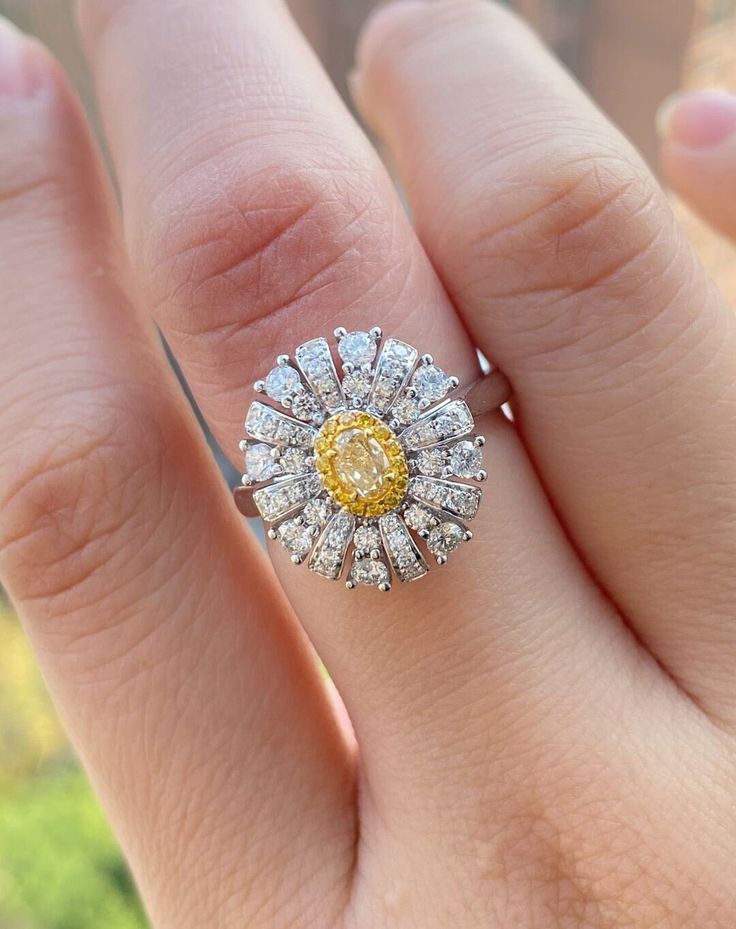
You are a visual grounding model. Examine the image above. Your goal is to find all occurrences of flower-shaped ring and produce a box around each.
[234,327,510,592]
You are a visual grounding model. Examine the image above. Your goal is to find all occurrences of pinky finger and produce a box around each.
[659,89,736,239]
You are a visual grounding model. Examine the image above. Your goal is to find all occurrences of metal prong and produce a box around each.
[421,353,433,365]
[436,555,447,566]
[267,528,278,540]
[448,376,460,389]
[369,549,380,560]
[378,582,391,592]
[254,380,266,393]
[334,327,347,339]
[464,530,473,541]
[345,580,356,589]
[369,326,382,340]
[474,435,486,447]
[239,439,249,452]
[241,475,254,486]
[342,361,355,374]
[276,354,290,366]
[429,517,440,528]
[295,515,305,526]
[476,470,487,482]
[418,398,430,410]
[405,386,417,399]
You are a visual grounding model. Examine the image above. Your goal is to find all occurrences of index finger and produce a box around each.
[77,0,636,850]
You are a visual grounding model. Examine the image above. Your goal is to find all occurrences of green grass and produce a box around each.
[0,768,147,929]
[0,604,147,929]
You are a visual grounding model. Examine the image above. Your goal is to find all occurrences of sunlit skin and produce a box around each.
[0,1,736,927]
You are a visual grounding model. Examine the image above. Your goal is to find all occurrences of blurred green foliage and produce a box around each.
[0,603,147,929]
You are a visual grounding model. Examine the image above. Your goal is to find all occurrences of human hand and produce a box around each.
[1,2,735,926]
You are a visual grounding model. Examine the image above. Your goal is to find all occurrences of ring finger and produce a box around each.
[75,0,653,837]
[354,0,736,725]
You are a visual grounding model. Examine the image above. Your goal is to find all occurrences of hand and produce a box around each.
[1,2,735,926]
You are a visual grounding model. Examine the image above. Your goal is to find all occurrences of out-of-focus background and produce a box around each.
[1,1,735,926]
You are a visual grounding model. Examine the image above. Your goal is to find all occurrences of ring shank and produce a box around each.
[461,367,511,418]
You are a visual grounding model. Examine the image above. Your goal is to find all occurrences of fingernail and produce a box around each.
[657,90,736,149]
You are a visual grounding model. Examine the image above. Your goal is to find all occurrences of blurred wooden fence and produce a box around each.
[0,0,696,167]
[2,0,736,298]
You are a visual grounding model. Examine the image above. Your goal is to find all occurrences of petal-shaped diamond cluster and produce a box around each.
[238,326,487,591]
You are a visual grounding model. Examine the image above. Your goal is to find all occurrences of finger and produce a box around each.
[0,23,354,928]
[354,0,736,723]
[658,89,736,239]
[77,0,652,838]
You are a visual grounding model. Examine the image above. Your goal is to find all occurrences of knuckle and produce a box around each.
[460,150,661,296]
[0,386,168,616]
[139,151,404,351]
[448,149,679,363]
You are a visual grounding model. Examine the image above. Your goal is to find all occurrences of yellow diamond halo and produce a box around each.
[314,411,409,518]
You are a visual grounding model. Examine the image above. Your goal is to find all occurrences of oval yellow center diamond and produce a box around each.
[314,411,409,517]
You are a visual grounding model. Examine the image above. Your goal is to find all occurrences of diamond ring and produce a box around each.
[234,327,510,591]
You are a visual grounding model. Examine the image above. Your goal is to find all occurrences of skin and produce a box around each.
[0,0,735,926]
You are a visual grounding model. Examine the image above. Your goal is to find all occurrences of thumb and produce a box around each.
[658,89,736,240]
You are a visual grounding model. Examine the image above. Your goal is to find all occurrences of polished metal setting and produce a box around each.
[235,327,509,591]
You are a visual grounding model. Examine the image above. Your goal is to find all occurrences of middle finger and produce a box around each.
[79,0,651,841]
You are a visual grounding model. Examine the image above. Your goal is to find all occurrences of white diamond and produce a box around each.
[276,519,314,558]
[296,339,344,412]
[309,512,355,579]
[416,447,447,476]
[412,364,451,402]
[245,402,316,448]
[449,441,482,478]
[279,447,309,474]
[245,443,275,481]
[253,474,320,522]
[409,477,481,519]
[403,504,433,533]
[291,391,321,422]
[342,370,372,400]
[368,339,418,413]
[265,365,300,401]
[353,525,382,552]
[392,394,420,425]
[402,400,474,450]
[427,522,464,556]
[339,331,377,366]
[303,498,332,527]
[349,558,389,587]
[379,512,428,582]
